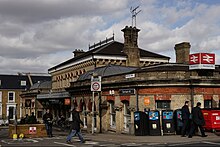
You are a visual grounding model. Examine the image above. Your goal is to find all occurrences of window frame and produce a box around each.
[0,91,2,103]
[156,100,171,110]
[109,101,116,128]
[8,91,15,103]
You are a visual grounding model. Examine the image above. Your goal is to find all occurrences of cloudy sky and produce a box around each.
[0,0,220,74]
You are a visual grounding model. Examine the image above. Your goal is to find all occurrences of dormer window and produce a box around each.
[21,80,26,86]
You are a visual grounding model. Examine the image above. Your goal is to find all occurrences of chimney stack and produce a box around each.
[174,42,191,64]
[73,49,85,57]
[121,26,140,67]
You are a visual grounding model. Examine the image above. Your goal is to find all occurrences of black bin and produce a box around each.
[148,110,161,136]
[134,111,149,136]
[162,110,175,135]
[173,109,183,135]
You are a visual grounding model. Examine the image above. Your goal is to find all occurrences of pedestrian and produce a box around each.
[43,109,53,137]
[24,114,29,124]
[66,107,85,143]
[28,112,37,124]
[181,101,190,137]
[188,102,207,138]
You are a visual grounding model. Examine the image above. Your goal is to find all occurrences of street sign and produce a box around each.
[91,76,101,91]
[29,127,37,134]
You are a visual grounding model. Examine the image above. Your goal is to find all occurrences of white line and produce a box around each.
[168,142,198,146]
[54,141,76,147]
[202,141,220,146]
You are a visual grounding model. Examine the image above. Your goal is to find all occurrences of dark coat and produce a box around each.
[43,112,53,124]
[192,106,205,126]
[70,110,83,131]
[181,105,190,120]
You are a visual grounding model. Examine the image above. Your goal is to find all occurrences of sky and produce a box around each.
[0,0,220,74]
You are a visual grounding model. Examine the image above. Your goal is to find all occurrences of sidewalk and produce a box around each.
[53,127,220,144]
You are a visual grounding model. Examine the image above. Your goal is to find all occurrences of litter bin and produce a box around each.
[202,108,220,132]
[134,111,149,136]
[162,110,175,135]
[174,109,183,135]
[148,110,161,136]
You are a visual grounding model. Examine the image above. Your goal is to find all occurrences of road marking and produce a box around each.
[168,142,198,146]
[54,141,76,147]
[121,143,143,146]
[203,141,220,145]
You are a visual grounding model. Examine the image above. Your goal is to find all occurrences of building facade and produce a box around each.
[67,50,220,134]
[0,74,50,124]
[45,26,170,119]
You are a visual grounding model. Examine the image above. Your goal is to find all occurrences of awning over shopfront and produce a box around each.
[37,91,70,99]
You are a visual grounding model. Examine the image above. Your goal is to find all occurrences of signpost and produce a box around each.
[91,75,101,134]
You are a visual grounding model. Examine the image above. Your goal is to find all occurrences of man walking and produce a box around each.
[43,109,53,137]
[66,107,85,143]
[188,102,207,138]
[181,101,190,137]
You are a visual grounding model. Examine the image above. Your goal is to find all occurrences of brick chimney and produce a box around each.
[121,26,140,67]
[174,42,191,64]
[73,49,85,57]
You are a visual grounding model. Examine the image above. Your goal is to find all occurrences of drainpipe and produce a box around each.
[190,79,194,111]
[98,92,102,133]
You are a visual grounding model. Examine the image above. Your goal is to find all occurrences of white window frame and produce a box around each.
[7,104,16,120]
[0,103,2,119]
[0,91,2,103]
[123,102,131,131]
[109,102,116,128]
[8,91,15,103]
[20,80,27,86]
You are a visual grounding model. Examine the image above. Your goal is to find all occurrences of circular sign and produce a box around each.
[92,82,100,91]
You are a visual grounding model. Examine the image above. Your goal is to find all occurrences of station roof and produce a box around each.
[78,64,138,81]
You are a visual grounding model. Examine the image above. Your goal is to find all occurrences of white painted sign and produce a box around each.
[91,76,101,91]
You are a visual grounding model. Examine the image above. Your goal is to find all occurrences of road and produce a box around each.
[1,127,220,146]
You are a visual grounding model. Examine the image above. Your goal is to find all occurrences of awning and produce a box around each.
[37,91,70,99]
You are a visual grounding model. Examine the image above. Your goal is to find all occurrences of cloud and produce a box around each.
[0,0,220,74]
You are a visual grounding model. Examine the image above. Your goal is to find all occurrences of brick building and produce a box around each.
[44,26,170,119]
[66,43,220,134]
[0,75,51,124]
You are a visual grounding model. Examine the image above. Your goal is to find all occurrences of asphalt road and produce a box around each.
[1,127,220,147]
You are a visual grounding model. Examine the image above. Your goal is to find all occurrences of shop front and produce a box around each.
[36,92,71,122]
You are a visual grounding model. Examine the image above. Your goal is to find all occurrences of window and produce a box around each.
[123,101,131,131]
[204,100,212,108]
[8,91,15,103]
[20,80,26,86]
[156,100,171,110]
[8,107,14,119]
[0,103,2,119]
[109,101,116,128]
[0,91,2,103]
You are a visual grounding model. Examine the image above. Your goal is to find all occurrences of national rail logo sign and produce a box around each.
[189,53,215,70]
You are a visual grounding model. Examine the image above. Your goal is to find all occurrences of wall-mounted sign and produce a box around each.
[29,127,36,134]
[125,73,135,79]
[189,53,215,70]
[144,97,150,106]
[119,88,135,95]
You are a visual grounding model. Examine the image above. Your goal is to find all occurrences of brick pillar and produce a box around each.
[115,107,122,133]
